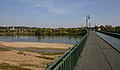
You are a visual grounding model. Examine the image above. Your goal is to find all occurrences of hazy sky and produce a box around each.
[0,0,120,28]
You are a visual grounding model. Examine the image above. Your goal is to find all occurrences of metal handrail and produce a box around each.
[46,31,89,70]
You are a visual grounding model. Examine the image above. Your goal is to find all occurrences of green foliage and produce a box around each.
[0,62,31,70]
[0,47,11,51]
[0,26,86,36]
[35,55,54,60]
[35,28,86,35]
[95,25,120,34]
[25,50,64,55]
[115,26,120,33]
[39,52,64,55]
[19,63,38,67]
[17,50,24,54]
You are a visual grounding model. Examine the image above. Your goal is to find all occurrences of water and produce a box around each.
[0,35,81,44]
[96,32,120,51]
[16,48,67,53]
[0,35,82,52]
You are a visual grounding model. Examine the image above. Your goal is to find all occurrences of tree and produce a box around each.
[99,25,105,30]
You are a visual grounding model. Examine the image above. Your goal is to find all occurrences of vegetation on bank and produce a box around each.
[94,25,120,33]
[0,62,31,70]
[0,26,87,36]
[38,52,64,55]
[17,50,24,55]
[35,55,54,60]
[0,47,11,51]
[24,50,64,60]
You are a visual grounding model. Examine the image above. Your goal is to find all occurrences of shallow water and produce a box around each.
[16,48,67,53]
[0,35,81,53]
[0,35,82,44]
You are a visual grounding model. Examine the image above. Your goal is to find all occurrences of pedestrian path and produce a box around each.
[74,31,120,70]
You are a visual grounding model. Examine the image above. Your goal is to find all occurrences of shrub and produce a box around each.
[17,50,24,54]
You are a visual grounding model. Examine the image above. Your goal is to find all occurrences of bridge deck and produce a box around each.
[74,31,120,70]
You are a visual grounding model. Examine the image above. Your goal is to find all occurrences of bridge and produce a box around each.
[46,30,120,70]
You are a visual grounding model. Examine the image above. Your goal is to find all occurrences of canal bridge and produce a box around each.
[46,31,120,70]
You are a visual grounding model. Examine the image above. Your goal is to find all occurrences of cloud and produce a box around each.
[17,0,100,15]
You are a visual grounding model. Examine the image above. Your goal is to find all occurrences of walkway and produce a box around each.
[74,31,120,70]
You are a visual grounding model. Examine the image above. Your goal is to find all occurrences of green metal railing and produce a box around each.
[46,31,89,70]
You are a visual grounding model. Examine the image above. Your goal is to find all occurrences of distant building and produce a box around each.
[105,25,112,28]
[7,27,15,30]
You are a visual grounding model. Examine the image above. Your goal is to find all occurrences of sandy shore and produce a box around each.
[0,42,73,70]
[0,41,73,50]
[0,50,62,70]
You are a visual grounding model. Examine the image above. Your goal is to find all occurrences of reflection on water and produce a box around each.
[0,35,82,44]
[0,35,82,53]
[96,32,120,51]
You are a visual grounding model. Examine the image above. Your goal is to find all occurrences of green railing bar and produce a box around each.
[46,31,89,70]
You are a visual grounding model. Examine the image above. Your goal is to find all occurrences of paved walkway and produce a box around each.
[74,31,120,70]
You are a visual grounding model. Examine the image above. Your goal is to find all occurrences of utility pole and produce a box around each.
[86,15,90,28]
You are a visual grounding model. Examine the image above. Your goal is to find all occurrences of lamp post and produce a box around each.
[86,15,90,28]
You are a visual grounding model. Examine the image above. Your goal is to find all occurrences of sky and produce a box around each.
[0,0,120,28]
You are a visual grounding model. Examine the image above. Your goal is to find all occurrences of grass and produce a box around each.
[17,50,24,55]
[25,50,33,52]
[25,50,64,55]
[24,50,64,60]
[20,63,37,66]
[35,55,54,60]
[0,47,11,51]
[38,52,64,55]
[0,62,31,70]
[19,63,46,68]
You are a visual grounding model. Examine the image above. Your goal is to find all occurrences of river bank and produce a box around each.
[0,41,73,50]
[0,42,73,70]
[0,50,62,70]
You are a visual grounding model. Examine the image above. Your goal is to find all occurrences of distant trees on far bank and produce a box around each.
[94,25,120,33]
[0,26,87,36]
[35,28,87,35]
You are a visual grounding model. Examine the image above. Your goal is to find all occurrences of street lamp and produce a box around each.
[86,15,90,28]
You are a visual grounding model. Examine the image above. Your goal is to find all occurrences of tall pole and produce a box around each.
[86,16,88,28]
[86,15,90,28]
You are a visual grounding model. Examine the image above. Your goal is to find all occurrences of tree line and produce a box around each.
[0,26,87,36]
[94,25,120,33]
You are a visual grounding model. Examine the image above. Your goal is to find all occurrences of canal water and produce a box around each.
[0,35,82,52]
[96,32,120,52]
